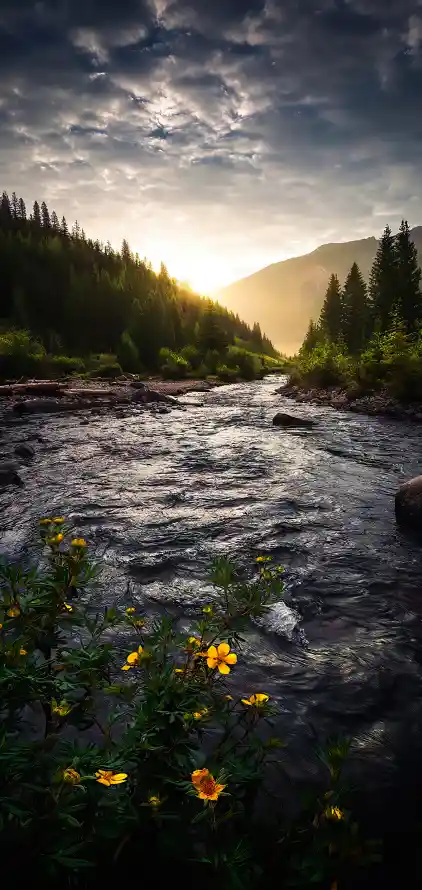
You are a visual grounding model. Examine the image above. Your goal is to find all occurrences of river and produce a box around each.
[2,375,422,835]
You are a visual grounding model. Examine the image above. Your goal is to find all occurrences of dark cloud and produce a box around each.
[1,0,422,291]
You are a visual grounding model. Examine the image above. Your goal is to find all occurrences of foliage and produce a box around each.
[0,526,368,888]
[216,363,240,382]
[226,346,263,380]
[158,347,190,379]
[0,189,277,379]
[295,220,422,402]
[89,362,123,379]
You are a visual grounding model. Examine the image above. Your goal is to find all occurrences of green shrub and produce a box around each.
[158,347,190,379]
[45,355,86,377]
[0,329,46,379]
[117,331,140,373]
[226,347,263,380]
[0,528,366,888]
[292,343,354,389]
[180,344,201,370]
[216,363,240,382]
[89,362,123,379]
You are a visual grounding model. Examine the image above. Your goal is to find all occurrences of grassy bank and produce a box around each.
[0,329,287,385]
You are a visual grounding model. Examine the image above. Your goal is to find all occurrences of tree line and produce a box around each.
[302,221,421,355]
[0,189,276,374]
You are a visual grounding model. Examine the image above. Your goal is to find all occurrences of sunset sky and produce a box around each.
[1,0,422,293]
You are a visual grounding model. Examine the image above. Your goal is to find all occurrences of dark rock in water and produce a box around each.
[272,412,315,429]
[0,460,23,487]
[395,476,422,527]
[14,443,35,459]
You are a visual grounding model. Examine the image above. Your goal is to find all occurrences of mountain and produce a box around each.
[215,227,422,355]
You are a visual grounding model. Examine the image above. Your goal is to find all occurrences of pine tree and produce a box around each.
[0,191,12,229]
[301,319,320,353]
[60,216,69,237]
[394,220,422,335]
[18,198,27,221]
[50,211,59,231]
[121,239,132,263]
[342,262,369,354]
[72,220,81,239]
[10,192,19,219]
[369,224,397,334]
[41,201,51,228]
[319,274,343,342]
[32,200,41,227]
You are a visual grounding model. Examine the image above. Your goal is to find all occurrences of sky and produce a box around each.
[1,1,422,293]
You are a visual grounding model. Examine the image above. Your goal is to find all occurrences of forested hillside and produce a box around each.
[294,221,422,401]
[0,190,277,379]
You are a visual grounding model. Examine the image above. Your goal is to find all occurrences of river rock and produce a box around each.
[395,476,422,527]
[14,443,35,459]
[0,460,23,487]
[272,412,315,429]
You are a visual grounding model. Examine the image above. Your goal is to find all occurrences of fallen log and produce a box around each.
[0,381,66,397]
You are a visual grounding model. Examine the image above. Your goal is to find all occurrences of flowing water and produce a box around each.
[2,376,422,828]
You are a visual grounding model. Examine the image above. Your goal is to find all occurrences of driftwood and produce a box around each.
[0,381,66,398]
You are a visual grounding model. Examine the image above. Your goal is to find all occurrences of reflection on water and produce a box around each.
[2,376,422,814]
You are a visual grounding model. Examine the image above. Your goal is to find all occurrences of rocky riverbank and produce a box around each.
[278,380,422,422]
[0,376,219,417]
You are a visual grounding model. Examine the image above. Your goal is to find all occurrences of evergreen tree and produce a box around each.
[369,224,397,334]
[50,211,59,231]
[342,262,369,354]
[72,220,81,239]
[121,239,132,263]
[0,191,12,229]
[301,319,320,353]
[18,198,27,221]
[394,219,422,334]
[11,192,19,219]
[60,216,69,237]
[319,274,343,342]
[32,200,41,227]
[41,201,51,229]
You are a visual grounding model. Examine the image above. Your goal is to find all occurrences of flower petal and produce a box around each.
[206,657,218,669]
[218,662,231,675]
[121,664,132,671]
[199,791,219,800]
[207,645,218,659]
[224,653,237,665]
[241,698,252,706]
[110,773,128,784]
[192,769,209,786]
[217,642,230,658]
[127,652,139,664]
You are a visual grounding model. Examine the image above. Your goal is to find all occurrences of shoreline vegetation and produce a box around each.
[0,188,286,387]
[283,220,422,421]
[0,526,386,888]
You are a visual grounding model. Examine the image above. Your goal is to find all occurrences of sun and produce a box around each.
[139,235,232,295]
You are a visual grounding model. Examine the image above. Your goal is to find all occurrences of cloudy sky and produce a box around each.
[1,0,422,292]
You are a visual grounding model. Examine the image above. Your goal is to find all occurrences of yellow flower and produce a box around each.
[191,769,226,801]
[126,607,135,615]
[52,517,65,524]
[72,538,87,548]
[48,533,63,545]
[95,769,128,787]
[39,517,52,525]
[63,602,73,613]
[325,806,344,821]
[174,667,185,674]
[192,707,209,720]
[202,605,213,615]
[19,648,27,656]
[121,645,143,670]
[224,694,233,701]
[148,794,162,808]
[256,555,272,563]
[7,604,20,618]
[206,642,237,675]
[63,768,81,785]
[241,693,269,708]
[133,618,145,628]
[52,698,72,717]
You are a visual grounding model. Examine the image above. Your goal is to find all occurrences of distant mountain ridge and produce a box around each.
[215,227,422,354]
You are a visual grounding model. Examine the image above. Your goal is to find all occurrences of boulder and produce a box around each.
[272,412,315,429]
[0,460,23,487]
[14,443,35,459]
[395,476,422,527]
